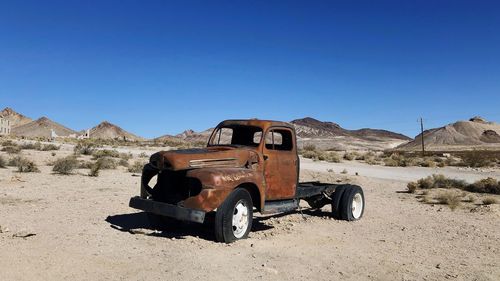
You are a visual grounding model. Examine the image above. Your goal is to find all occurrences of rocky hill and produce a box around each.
[0,107,33,127]
[88,121,143,141]
[12,117,77,138]
[291,117,410,140]
[291,117,411,150]
[398,116,500,151]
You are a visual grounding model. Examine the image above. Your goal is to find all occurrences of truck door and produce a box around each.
[263,128,297,200]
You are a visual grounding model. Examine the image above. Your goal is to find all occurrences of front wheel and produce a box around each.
[214,188,253,243]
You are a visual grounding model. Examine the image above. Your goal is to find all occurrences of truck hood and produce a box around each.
[149,147,259,171]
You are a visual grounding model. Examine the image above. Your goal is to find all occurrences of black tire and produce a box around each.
[214,188,253,243]
[331,185,348,219]
[146,213,180,230]
[339,185,365,221]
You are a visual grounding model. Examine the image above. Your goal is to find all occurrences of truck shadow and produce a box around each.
[105,212,275,242]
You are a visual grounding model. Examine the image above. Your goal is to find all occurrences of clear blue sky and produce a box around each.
[1,0,499,138]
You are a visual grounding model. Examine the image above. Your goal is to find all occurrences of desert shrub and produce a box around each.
[463,194,475,203]
[355,151,376,161]
[40,144,60,151]
[162,139,188,147]
[7,156,23,167]
[467,178,500,194]
[138,152,149,158]
[96,157,117,169]
[128,161,145,173]
[74,140,96,155]
[192,141,207,148]
[482,197,498,205]
[118,159,129,167]
[412,174,467,190]
[2,146,21,154]
[365,157,381,165]
[420,159,437,168]
[460,151,494,168]
[12,157,40,173]
[407,182,418,193]
[409,174,499,195]
[118,152,132,161]
[434,191,461,210]
[20,142,42,150]
[303,144,316,151]
[78,160,92,169]
[302,150,319,160]
[322,152,341,163]
[384,158,399,167]
[0,155,6,168]
[88,162,101,177]
[1,140,15,146]
[92,149,120,159]
[52,156,79,175]
[343,152,358,161]
[302,149,341,163]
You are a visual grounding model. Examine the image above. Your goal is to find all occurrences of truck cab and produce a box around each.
[129,119,365,243]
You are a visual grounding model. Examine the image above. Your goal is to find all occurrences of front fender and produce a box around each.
[182,168,264,212]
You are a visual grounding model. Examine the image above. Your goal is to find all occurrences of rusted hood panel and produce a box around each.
[186,167,262,188]
[150,147,258,171]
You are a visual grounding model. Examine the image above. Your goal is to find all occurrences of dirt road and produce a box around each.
[301,157,500,183]
[1,150,499,280]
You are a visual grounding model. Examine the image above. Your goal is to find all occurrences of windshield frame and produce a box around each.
[207,124,264,148]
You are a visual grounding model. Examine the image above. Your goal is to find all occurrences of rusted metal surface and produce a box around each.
[140,119,300,213]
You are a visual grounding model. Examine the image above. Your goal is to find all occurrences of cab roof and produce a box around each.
[217,119,295,131]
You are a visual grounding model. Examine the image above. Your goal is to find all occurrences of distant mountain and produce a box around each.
[398,116,500,150]
[0,107,33,128]
[88,121,143,141]
[291,117,411,150]
[12,117,77,138]
[291,117,410,141]
[154,128,214,145]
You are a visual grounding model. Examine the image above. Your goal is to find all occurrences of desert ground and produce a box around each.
[1,143,499,281]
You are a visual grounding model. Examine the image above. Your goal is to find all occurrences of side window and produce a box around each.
[253,131,262,144]
[265,129,293,151]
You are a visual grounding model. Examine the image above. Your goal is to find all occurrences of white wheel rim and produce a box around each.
[351,193,363,219]
[232,200,249,238]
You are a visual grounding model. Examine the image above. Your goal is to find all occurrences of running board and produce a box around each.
[262,199,299,215]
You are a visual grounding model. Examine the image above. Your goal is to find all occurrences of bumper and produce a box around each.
[129,196,206,223]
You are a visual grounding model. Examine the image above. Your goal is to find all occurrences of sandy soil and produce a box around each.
[1,146,499,281]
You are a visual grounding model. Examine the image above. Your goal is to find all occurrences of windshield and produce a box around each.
[208,125,263,147]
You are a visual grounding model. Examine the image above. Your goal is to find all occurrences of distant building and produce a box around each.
[50,129,59,139]
[79,129,90,139]
[0,117,11,136]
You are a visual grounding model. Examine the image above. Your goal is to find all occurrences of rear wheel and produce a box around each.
[338,185,365,221]
[214,188,253,243]
[331,185,348,219]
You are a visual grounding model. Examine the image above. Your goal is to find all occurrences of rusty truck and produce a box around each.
[129,119,365,243]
